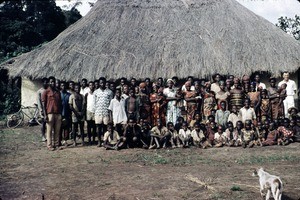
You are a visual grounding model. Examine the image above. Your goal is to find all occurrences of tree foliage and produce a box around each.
[277,15,300,40]
[0,0,82,63]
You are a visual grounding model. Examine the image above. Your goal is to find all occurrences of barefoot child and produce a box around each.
[103,123,125,150]
[178,121,192,147]
[190,122,206,148]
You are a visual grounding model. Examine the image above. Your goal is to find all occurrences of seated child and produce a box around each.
[149,119,169,149]
[178,121,192,147]
[262,121,279,146]
[277,118,294,145]
[103,123,125,150]
[224,121,235,147]
[189,112,202,129]
[241,120,256,148]
[203,121,217,148]
[190,122,206,148]
[123,118,142,148]
[139,119,151,148]
[227,105,239,128]
[167,122,180,148]
[233,120,243,147]
[214,125,226,147]
[291,117,300,142]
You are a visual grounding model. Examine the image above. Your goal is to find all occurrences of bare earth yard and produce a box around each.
[0,126,300,200]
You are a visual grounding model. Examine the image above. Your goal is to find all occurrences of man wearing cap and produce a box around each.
[278,72,297,118]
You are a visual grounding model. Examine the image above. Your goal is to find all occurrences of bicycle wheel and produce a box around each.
[7,111,24,128]
[36,115,44,126]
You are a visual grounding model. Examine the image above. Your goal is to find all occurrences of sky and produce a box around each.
[56,0,300,24]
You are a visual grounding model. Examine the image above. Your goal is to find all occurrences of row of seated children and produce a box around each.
[102,116,300,150]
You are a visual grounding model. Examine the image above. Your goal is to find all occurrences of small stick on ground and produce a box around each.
[185,174,216,192]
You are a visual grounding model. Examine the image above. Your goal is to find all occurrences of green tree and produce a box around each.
[0,0,82,63]
[0,0,82,115]
[277,15,300,40]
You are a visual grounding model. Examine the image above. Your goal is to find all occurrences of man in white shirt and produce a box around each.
[238,99,256,125]
[278,72,297,117]
[254,74,266,91]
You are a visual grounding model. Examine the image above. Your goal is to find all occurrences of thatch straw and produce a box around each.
[1,0,300,80]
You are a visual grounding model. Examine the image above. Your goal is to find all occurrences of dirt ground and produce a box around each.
[0,125,300,200]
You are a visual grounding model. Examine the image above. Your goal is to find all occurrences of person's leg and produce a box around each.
[73,122,78,146]
[54,114,62,148]
[41,118,47,141]
[46,114,54,149]
[79,121,85,145]
[87,120,92,145]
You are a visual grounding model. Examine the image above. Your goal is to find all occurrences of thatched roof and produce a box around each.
[1,0,300,80]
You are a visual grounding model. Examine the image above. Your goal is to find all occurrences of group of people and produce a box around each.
[37,72,300,151]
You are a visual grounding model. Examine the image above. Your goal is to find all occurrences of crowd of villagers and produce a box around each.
[39,71,300,151]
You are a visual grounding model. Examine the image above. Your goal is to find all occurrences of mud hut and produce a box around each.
[1,0,300,106]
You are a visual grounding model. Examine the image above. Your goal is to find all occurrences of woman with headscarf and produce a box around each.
[184,81,199,124]
[150,83,167,126]
[163,79,181,125]
[268,77,281,120]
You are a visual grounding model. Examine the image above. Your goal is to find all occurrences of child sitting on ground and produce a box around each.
[190,122,206,148]
[178,121,192,147]
[224,121,235,147]
[241,120,256,148]
[149,119,169,149]
[262,121,280,146]
[277,118,294,145]
[233,121,243,147]
[214,125,226,147]
[103,123,125,150]
[167,122,180,148]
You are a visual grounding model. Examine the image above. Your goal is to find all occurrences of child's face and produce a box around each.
[257,122,262,129]
[195,114,201,121]
[115,90,121,98]
[89,82,95,91]
[195,125,200,132]
[218,126,223,133]
[228,124,233,132]
[220,102,226,110]
[231,106,237,113]
[74,85,80,93]
[107,126,113,132]
[281,84,287,89]
[210,122,216,129]
[168,124,174,131]
[269,123,274,130]
[245,123,251,130]
[250,84,255,92]
[236,122,243,130]
[182,124,187,131]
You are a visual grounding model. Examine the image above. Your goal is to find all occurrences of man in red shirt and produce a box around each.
[42,76,62,151]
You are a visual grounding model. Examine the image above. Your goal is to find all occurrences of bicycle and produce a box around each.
[6,103,43,128]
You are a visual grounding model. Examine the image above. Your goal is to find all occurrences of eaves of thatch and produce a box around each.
[1,0,300,80]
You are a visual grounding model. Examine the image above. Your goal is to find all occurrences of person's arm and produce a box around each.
[69,95,80,118]
[41,90,48,122]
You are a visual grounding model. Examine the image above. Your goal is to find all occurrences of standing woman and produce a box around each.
[163,79,181,125]
[268,77,281,120]
[150,84,166,126]
[184,81,198,124]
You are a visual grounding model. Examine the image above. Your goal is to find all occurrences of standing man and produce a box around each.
[42,76,62,151]
[60,81,71,146]
[37,77,48,142]
[93,77,114,147]
[253,74,266,91]
[278,72,297,118]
